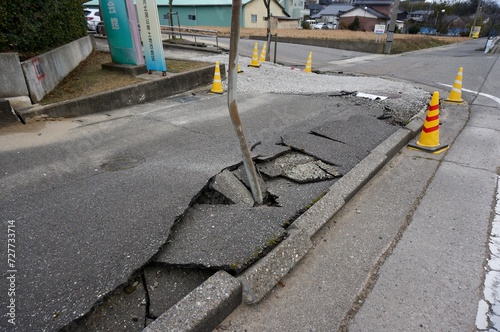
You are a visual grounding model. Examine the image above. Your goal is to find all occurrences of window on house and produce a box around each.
[188,14,196,21]
[251,14,257,23]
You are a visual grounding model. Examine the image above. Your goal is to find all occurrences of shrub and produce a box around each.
[0,0,87,59]
[408,25,421,34]
[348,16,360,31]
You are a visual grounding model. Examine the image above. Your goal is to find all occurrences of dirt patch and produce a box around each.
[40,51,211,105]
[0,116,78,151]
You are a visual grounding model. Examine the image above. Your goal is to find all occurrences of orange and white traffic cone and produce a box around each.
[210,61,223,94]
[408,91,449,154]
[444,67,466,104]
[248,43,260,68]
[304,52,312,73]
[259,42,267,63]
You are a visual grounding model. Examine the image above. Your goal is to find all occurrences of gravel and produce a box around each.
[192,53,431,125]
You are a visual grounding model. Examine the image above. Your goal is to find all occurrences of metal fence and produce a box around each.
[160,26,220,51]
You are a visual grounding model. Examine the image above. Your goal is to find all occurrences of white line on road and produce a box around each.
[476,175,500,331]
[438,83,500,105]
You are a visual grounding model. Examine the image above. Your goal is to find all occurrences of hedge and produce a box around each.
[0,0,87,60]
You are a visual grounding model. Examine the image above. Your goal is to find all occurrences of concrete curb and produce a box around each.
[238,228,313,304]
[0,99,21,128]
[17,64,224,121]
[142,110,426,331]
[143,271,241,332]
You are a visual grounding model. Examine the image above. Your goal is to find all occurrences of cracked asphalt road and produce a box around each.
[0,66,428,330]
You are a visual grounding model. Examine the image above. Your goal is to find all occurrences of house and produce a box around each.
[351,0,393,16]
[338,6,389,31]
[279,0,309,19]
[406,10,433,23]
[312,3,354,28]
[307,3,325,17]
[397,10,408,21]
[84,0,291,28]
[441,15,467,36]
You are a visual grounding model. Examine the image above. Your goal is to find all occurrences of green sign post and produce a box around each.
[101,0,142,65]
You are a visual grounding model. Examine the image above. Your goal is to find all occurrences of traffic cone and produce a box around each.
[210,61,223,94]
[304,52,312,73]
[238,63,243,73]
[408,91,449,154]
[444,67,466,104]
[259,42,267,62]
[248,43,260,68]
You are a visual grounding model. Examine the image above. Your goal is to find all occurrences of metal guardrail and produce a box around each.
[160,26,220,50]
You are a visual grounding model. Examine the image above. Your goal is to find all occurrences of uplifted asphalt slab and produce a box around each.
[154,114,397,273]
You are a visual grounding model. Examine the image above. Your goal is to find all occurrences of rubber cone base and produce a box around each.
[407,142,449,154]
[443,98,466,105]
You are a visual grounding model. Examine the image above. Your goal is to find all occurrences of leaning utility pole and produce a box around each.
[227,0,263,205]
[470,0,483,37]
[383,0,400,54]
[263,0,272,61]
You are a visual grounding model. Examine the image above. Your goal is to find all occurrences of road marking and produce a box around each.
[356,92,388,100]
[327,54,386,66]
[475,175,500,331]
[438,83,500,105]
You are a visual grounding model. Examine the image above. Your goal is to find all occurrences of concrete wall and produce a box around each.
[250,36,384,53]
[21,36,94,103]
[19,64,224,120]
[271,18,300,30]
[0,53,29,98]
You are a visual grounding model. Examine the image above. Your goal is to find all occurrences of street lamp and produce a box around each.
[435,9,445,33]
[363,6,367,31]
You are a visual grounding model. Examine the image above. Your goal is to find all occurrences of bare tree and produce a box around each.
[263,0,271,61]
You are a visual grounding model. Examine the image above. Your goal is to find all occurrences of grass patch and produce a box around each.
[40,51,211,105]
[198,26,467,54]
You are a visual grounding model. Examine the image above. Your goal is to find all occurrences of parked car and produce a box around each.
[313,22,332,30]
[84,8,101,31]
